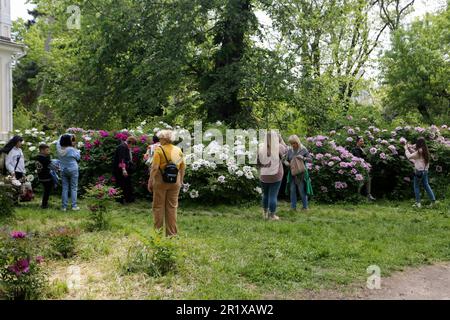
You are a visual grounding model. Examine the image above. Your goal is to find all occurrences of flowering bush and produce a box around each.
[327,122,450,199]
[0,230,47,300]
[304,136,372,203]
[84,181,121,231]
[12,119,450,204]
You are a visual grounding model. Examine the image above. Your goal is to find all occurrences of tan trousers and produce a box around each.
[152,172,181,236]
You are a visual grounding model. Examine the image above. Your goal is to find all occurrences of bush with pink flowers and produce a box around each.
[0,230,47,300]
[304,136,372,203]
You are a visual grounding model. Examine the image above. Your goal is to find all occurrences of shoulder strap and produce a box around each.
[159,146,171,163]
[14,155,21,171]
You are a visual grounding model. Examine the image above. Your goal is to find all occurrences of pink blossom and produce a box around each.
[94,139,101,147]
[115,132,129,141]
[132,147,141,154]
[316,135,328,141]
[355,174,364,181]
[99,130,109,138]
[347,128,355,135]
[346,137,353,143]
[315,153,324,160]
[399,137,407,145]
[351,168,358,175]
[10,231,27,239]
[108,188,118,197]
[347,115,353,120]
[380,153,387,160]
[85,142,93,150]
[140,135,148,143]
[315,165,321,171]
[338,170,344,175]
[8,259,30,276]
[369,147,377,155]
[83,154,91,161]
[36,256,44,264]
[316,141,323,147]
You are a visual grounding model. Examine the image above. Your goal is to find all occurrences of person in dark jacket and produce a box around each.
[36,144,53,209]
[351,137,375,201]
[113,136,137,204]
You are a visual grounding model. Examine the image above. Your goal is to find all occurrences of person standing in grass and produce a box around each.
[404,137,436,208]
[258,131,287,221]
[113,136,138,204]
[351,137,376,201]
[3,136,26,180]
[57,134,81,212]
[36,144,53,209]
[285,135,312,211]
[148,130,185,236]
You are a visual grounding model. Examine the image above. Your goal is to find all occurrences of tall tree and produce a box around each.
[381,6,450,124]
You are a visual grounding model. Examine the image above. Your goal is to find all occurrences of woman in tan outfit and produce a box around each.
[148,130,185,236]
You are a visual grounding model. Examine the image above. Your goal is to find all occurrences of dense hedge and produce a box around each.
[3,120,449,204]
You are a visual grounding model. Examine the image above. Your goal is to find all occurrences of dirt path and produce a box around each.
[266,262,450,300]
[356,262,450,300]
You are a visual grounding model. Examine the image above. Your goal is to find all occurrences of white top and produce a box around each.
[5,147,25,174]
[405,148,429,171]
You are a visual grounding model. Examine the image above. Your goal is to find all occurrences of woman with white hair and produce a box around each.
[286,135,312,211]
[258,131,287,220]
[148,130,185,236]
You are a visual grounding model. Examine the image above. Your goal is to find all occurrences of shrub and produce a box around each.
[122,232,179,277]
[0,184,15,217]
[304,136,371,203]
[0,231,47,300]
[48,227,79,259]
[84,181,121,231]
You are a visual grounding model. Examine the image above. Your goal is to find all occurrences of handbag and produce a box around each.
[20,181,34,202]
[290,155,306,176]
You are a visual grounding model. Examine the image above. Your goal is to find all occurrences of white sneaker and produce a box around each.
[72,207,81,211]
[412,203,422,208]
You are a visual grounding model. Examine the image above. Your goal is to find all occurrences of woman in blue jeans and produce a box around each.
[57,134,81,211]
[405,137,436,208]
[286,135,312,210]
[258,131,287,220]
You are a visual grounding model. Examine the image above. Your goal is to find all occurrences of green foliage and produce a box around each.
[381,7,450,124]
[0,185,16,217]
[122,231,179,277]
[48,227,79,259]
[0,231,47,300]
[84,182,121,231]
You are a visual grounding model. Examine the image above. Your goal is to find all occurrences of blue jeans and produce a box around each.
[290,176,308,209]
[261,181,282,215]
[413,170,436,203]
[61,167,79,209]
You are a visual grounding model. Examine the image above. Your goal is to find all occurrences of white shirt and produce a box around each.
[6,147,26,174]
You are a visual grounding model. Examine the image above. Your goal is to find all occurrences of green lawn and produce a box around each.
[1,198,449,299]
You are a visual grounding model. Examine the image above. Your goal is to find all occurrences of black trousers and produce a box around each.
[41,181,52,208]
[116,174,135,204]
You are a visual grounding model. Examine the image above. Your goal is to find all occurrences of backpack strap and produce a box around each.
[159,146,171,164]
